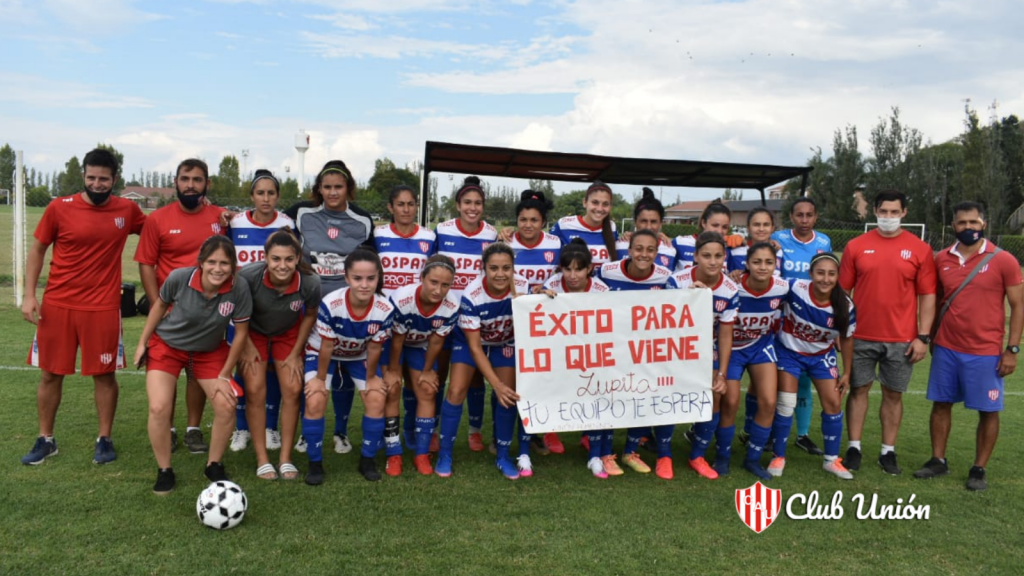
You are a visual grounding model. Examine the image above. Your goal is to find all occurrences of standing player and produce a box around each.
[374,184,437,455]
[541,239,613,478]
[21,148,145,466]
[771,197,832,456]
[839,190,936,475]
[134,236,253,494]
[914,201,1023,491]
[550,181,619,269]
[386,255,461,475]
[302,249,394,485]
[434,176,499,452]
[295,160,374,456]
[770,253,856,480]
[668,232,738,480]
[134,158,227,454]
[672,201,736,271]
[437,244,530,479]
[725,243,788,479]
[228,169,295,454]
[508,190,561,292]
[236,230,321,480]
[598,230,674,478]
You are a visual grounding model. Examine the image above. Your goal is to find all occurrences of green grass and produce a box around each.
[1,305,1022,575]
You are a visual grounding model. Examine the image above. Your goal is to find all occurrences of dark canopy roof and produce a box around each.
[421,140,811,223]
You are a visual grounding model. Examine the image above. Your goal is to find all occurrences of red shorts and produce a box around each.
[146,334,229,380]
[249,324,300,363]
[28,304,124,376]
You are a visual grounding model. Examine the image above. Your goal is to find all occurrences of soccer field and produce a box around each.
[1,304,1022,575]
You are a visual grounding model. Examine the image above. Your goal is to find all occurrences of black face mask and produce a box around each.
[85,189,112,206]
[177,190,205,210]
[955,228,984,246]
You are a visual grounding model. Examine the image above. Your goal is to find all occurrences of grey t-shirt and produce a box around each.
[238,262,322,337]
[156,267,253,351]
[295,205,373,295]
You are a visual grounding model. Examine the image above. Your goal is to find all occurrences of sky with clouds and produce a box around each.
[1,0,1022,201]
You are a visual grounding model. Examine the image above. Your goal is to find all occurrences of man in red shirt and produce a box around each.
[838,190,936,475]
[21,148,146,465]
[134,158,226,454]
[914,201,1022,491]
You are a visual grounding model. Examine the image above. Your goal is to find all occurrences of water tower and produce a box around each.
[294,130,310,195]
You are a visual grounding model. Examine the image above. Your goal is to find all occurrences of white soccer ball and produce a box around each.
[196,481,248,530]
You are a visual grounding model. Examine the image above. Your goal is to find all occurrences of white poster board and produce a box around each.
[513,289,715,434]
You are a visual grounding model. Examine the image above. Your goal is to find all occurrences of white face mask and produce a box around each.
[876,216,902,233]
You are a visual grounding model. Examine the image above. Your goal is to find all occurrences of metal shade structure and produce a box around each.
[421,140,812,224]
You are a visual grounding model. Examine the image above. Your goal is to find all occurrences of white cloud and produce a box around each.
[308,12,376,31]
[42,0,165,33]
[301,31,511,60]
[0,73,155,109]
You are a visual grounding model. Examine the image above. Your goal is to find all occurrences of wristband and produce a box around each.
[916,334,931,345]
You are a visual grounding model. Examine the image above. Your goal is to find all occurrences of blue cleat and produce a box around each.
[93,436,117,465]
[743,460,772,481]
[496,457,520,480]
[713,457,731,477]
[435,453,453,478]
[22,436,58,465]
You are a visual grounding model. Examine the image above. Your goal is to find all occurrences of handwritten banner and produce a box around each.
[513,289,714,434]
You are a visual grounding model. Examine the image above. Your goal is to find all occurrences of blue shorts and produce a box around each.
[727,334,778,380]
[304,355,375,392]
[451,340,516,369]
[401,346,436,372]
[776,344,839,381]
[927,344,1004,412]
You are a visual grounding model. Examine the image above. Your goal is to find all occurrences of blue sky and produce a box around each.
[2,0,1022,202]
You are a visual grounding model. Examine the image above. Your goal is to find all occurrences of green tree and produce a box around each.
[865,107,923,216]
[94,143,126,194]
[279,177,300,205]
[916,140,964,237]
[0,143,14,192]
[960,103,1009,232]
[26,185,51,207]
[57,156,85,196]
[528,179,555,197]
[209,155,243,205]
[362,158,420,218]
[999,115,1024,220]
[722,188,742,202]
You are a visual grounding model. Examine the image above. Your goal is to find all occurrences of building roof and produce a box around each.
[121,186,174,198]
[666,200,714,213]
[724,199,786,212]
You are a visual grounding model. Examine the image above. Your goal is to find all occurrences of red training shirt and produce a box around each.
[934,240,1023,356]
[838,229,937,342]
[34,194,146,311]
[134,202,226,286]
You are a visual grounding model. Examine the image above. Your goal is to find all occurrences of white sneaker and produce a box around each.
[266,428,282,450]
[823,457,854,480]
[587,457,609,479]
[767,456,786,477]
[333,433,353,454]
[516,454,534,477]
[229,429,251,452]
[294,435,307,453]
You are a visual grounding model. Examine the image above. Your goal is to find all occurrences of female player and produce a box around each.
[597,230,674,478]
[672,200,735,271]
[551,181,619,269]
[668,232,738,480]
[727,207,784,447]
[302,248,395,485]
[437,243,529,479]
[134,235,253,494]
[722,242,788,480]
[508,190,561,292]
[294,160,374,456]
[768,252,855,480]
[373,184,438,459]
[434,176,499,452]
[541,239,612,476]
[236,230,321,480]
[616,187,676,270]
[386,255,461,475]
[228,169,295,455]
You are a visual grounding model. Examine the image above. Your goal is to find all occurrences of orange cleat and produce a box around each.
[622,452,652,473]
[580,435,591,451]
[413,454,433,476]
[468,432,485,452]
[656,456,674,480]
[601,454,625,476]
[689,457,719,479]
[385,455,403,477]
[544,433,565,454]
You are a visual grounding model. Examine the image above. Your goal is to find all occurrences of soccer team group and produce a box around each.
[20,148,1022,495]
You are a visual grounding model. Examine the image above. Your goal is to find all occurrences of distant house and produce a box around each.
[766,184,869,220]
[723,199,786,228]
[665,200,713,223]
[121,186,174,209]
